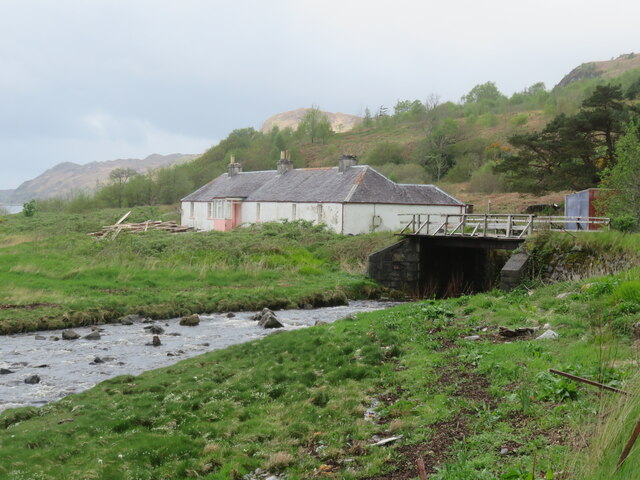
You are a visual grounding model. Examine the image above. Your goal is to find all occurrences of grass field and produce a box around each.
[1,270,640,479]
[0,208,395,334]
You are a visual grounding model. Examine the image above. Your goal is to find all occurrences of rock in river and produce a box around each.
[84,331,101,340]
[144,325,165,335]
[24,375,41,384]
[180,314,200,326]
[62,330,80,340]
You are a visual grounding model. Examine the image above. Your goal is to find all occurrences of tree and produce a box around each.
[462,81,505,105]
[297,106,333,144]
[363,107,373,127]
[108,167,138,208]
[413,118,462,180]
[598,120,640,230]
[495,84,632,192]
[23,199,37,217]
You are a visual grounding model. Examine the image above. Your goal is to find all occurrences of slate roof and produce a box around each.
[182,165,463,206]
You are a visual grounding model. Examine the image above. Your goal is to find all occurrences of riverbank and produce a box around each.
[0,300,398,412]
[0,208,397,334]
[2,270,640,479]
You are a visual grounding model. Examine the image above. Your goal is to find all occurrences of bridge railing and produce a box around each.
[399,213,610,238]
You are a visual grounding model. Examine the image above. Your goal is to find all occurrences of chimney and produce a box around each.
[338,154,358,172]
[276,150,293,175]
[228,154,242,176]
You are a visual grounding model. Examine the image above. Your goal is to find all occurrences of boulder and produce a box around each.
[144,325,165,335]
[61,330,80,340]
[251,308,274,321]
[226,312,235,318]
[84,331,101,340]
[0,368,14,375]
[152,336,161,347]
[24,374,40,384]
[180,314,200,326]
[121,314,146,325]
[34,335,46,340]
[314,320,328,326]
[536,329,559,340]
[464,335,482,341]
[258,312,284,329]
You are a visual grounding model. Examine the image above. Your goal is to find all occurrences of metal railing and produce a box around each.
[398,213,610,239]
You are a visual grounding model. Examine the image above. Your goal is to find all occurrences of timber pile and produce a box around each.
[88,211,194,238]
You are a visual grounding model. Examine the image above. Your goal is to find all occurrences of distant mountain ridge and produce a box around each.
[4,153,196,203]
[261,108,361,134]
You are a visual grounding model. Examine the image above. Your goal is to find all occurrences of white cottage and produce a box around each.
[181,154,465,234]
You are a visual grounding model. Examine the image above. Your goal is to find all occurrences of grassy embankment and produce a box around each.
[0,207,395,334]
[1,227,640,479]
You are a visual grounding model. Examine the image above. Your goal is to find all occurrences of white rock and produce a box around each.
[464,335,482,341]
[536,329,559,340]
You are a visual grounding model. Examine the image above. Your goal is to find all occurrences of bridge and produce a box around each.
[368,213,610,298]
[398,213,610,239]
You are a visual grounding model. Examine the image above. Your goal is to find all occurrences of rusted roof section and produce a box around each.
[182,165,464,205]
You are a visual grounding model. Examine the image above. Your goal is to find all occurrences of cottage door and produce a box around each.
[232,202,242,228]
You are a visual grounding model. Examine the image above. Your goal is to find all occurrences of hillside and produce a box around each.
[6,153,196,203]
[556,52,640,88]
[25,52,640,215]
[261,107,361,134]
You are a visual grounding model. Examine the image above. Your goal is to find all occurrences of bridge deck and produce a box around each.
[398,213,610,240]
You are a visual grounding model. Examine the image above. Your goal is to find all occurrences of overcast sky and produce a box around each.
[1,0,639,191]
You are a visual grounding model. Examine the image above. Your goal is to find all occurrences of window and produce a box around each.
[190,202,194,218]
[256,203,261,222]
[317,204,323,223]
[292,204,297,220]
[207,202,213,218]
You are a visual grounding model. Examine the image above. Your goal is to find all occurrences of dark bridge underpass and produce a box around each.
[367,236,527,298]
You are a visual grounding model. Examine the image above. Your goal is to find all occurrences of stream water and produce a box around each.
[0,300,397,412]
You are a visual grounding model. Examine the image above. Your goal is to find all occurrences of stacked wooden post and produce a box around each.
[87,212,194,238]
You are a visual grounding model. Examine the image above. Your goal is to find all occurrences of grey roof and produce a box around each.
[182,165,463,206]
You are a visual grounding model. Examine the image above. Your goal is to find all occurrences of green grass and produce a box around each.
[2,270,640,479]
[0,209,395,333]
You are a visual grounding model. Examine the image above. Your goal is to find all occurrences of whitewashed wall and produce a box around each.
[241,202,343,232]
[343,203,465,235]
[183,200,465,234]
[181,201,215,231]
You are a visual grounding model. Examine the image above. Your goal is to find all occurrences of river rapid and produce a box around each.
[0,300,397,412]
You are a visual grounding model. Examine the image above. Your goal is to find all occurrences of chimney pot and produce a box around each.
[277,150,294,175]
[228,155,242,176]
[338,154,358,172]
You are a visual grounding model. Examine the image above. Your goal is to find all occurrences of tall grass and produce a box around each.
[0,212,395,333]
[569,373,640,479]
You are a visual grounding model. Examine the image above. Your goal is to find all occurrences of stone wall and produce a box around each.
[367,238,420,292]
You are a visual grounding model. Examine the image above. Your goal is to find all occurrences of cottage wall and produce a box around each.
[342,203,465,235]
[242,202,343,232]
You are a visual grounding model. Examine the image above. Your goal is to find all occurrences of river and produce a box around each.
[0,204,22,214]
[0,300,397,412]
